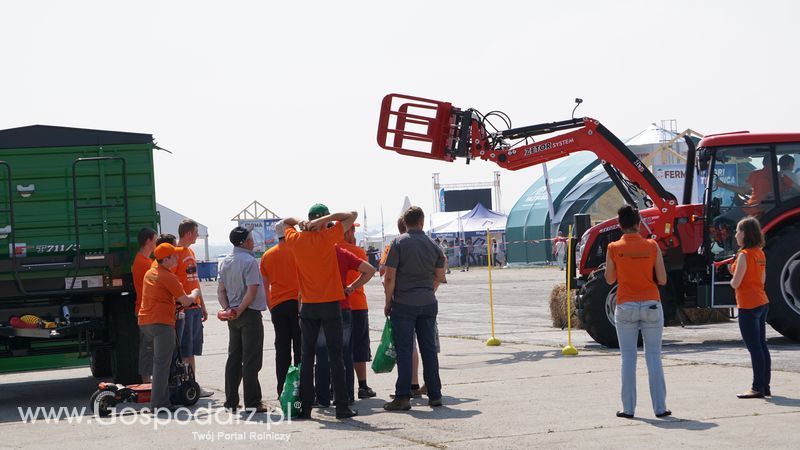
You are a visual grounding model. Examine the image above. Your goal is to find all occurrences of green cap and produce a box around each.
[308,203,330,220]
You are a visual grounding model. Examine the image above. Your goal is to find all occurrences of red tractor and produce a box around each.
[377,93,800,347]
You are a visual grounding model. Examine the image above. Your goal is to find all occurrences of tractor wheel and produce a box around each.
[89,390,117,417]
[580,268,620,348]
[90,349,113,378]
[175,381,200,406]
[765,226,800,340]
[660,275,679,323]
[106,295,140,384]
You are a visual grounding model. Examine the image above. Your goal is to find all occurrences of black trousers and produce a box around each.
[224,308,264,408]
[299,301,347,410]
[270,299,302,397]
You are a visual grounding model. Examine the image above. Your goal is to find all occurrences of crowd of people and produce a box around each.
[368,236,504,272]
[133,202,774,420]
[133,205,446,419]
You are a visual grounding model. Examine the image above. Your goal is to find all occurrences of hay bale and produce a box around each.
[681,308,731,324]
[549,284,567,328]
[549,283,582,329]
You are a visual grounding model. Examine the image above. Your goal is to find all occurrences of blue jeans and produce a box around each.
[738,304,771,393]
[391,301,442,400]
[615,300,667,415]
[315,308,354,405]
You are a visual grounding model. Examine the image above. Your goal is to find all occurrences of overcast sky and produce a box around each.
[2,0,797,245]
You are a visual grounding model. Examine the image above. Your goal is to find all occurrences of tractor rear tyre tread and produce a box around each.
[90,349,113,378]
[581,268,620,348]
[764,225,800,340]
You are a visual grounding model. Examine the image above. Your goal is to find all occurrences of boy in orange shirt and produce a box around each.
[175,219,212,398]
[337,225,377,399]
[138,243,201,412]
[281,204,358,420]
[260,224,302,398]
[133,227,157,382]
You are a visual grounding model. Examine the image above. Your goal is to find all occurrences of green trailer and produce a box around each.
[0,125,158,384]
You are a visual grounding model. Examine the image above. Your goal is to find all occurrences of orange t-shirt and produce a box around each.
[379,244,391,265]
[731,247,769,310]
[284,222,345,303]
[608,233,661,304]
[743,168,792,215]
[132,252,153,315]
[175,247,202,309]
[260,242,300,310]
[138,266,187,326]
[337,241,369,311]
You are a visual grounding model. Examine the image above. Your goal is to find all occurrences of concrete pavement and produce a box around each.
[1,267,799,448]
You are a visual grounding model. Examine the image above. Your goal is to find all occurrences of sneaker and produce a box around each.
[383,398,411,411]
[428,398,443,407]
[335,407,358,419]
[391,391,419,399]
[295,409,312,420]
[358,387,376,399]
[418,384,428,396]
[736,390,764,399]
[199,387,214,398]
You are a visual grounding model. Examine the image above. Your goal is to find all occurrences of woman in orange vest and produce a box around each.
[729,217,771,398]
[605,205,669,419]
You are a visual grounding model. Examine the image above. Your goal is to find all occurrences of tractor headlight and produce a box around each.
[575,231,589,268]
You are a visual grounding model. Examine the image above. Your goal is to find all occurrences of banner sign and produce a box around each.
[238,218,283,253]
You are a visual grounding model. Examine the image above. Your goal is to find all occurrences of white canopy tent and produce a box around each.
[156,203,210,261]
[431,204,507,236]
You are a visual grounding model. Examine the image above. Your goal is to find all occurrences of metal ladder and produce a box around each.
[69,156,131,290]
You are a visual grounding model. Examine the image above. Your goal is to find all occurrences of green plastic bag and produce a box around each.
[371,318,397,373]
[279,364,301,418]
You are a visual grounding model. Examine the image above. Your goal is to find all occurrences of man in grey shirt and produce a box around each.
[218,226,268,412]
[383,206,446,411]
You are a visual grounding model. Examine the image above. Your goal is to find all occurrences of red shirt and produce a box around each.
[335,247,363,310]
[337,242,369,311]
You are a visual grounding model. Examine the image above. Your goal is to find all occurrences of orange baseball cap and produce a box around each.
[154,243,184,260]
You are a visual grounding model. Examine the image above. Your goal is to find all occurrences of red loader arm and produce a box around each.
[376,93,680,247]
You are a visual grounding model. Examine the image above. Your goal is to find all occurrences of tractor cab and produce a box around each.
[700,136,800,259]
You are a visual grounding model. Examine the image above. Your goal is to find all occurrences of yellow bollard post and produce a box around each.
[485,229,501,346]
[562,225,579,356]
